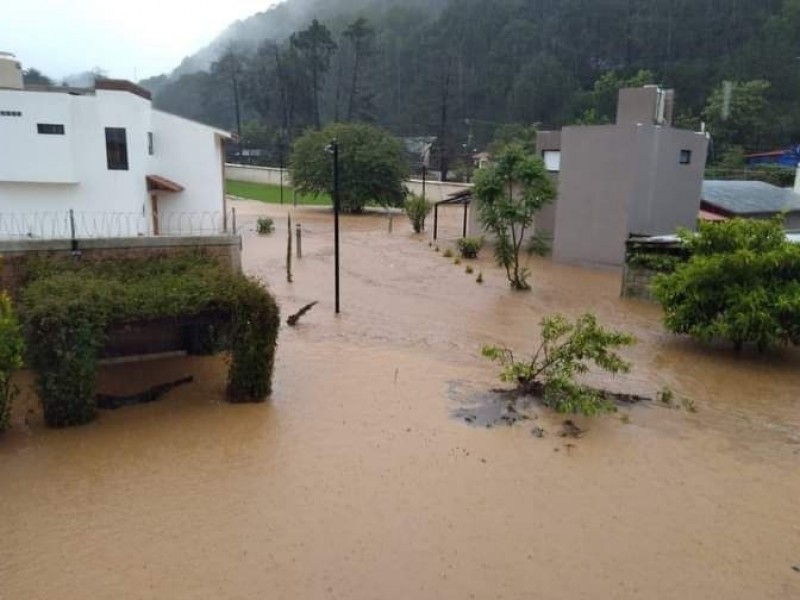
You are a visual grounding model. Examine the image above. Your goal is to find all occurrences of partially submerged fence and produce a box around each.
[0,209,237,240]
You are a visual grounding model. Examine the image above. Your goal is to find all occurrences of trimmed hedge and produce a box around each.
[19,252,280,427]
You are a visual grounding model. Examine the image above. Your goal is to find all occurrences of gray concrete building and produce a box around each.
[539,86,709,267]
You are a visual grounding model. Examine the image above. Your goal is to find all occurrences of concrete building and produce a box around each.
[0,52,232,238]
[539,86,709,267]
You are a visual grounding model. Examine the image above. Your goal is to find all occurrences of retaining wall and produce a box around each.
[620,264,659,301]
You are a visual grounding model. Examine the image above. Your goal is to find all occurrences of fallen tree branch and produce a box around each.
[287,301,318,326]
[96,376,194,410]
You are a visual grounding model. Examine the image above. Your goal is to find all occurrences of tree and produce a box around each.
[22,68,52,86]
[474,144,555,290]
[653,218,800,352]
[575,69,655,124]
[290,122,408,213]
[291,19,338,129]
[482,313,637,416]
[343,17,377,122]
[702,80,772,158]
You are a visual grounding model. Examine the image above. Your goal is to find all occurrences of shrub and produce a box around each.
[20,253,280,427]
[465,265,474,274]
[456,236,483,259]
[482,313,636,416]
[443,248,454,258]
[0,292,25,432]
[256,217,275,234]
[652,217,800,351]
[404,195,431,233]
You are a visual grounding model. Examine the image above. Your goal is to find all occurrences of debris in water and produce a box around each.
[560,420,585,439]
[96,376,194,410]
[792,565,800,573]
[531,426,546,438]
[287,301,318,326]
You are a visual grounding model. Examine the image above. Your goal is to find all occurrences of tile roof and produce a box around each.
[701,180,800,215]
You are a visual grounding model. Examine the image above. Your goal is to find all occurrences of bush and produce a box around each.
[443,248,454,258]
[653,217,800,351]
[456,236,483,259]
[256,217,275,234]
[20,253,280,427]
[482,313,636,416]
[405,194,431,233]
[0,292,25,432]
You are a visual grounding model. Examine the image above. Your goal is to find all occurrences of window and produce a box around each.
[37,123,65,135]
[679,149,692,165]
[543,150,561,172]
[0,110,22,117]
[147,131,154,155]
[105,127,129,170]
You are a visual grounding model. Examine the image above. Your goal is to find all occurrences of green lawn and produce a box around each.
[226,180,331,206]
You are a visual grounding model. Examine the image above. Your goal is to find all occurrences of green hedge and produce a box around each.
[20,252,280,427]
[0,292,25,432]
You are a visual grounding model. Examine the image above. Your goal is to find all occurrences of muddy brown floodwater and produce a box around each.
[2,200,799,599]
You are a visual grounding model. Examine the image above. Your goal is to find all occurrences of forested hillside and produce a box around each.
[144,0,800,175]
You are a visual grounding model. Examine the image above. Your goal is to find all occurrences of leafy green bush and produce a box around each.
[482,313,636,416]
[0,292,25,432]
[20,253,280,427]
[653,218,800,351]
[256,217,275,234]
[456,236,483,259]
[404,194,431,233]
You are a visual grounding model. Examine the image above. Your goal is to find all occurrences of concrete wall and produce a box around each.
[627,127,708,237]
[552,125,637,267]
[0,235,241,296]
[0,88,228,236]
[620,264,660,301]
[224,164,473,206]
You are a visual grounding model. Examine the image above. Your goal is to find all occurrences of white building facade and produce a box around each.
[0,54,231,238]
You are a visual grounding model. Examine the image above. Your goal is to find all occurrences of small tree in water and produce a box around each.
[482,313,636,416]
[474,144,555,290]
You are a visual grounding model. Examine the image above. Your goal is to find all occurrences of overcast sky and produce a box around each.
[1,0,277,81]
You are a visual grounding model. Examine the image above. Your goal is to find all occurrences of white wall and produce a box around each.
[151,111,226,234]
[0,88,228,237]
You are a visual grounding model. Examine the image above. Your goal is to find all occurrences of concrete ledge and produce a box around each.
[0,235,240,253]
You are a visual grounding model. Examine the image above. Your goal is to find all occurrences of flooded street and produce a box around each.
[2,200,799,599]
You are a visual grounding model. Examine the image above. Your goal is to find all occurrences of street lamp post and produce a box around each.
[327,140,341,314]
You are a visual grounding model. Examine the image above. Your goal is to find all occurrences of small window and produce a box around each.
[543,150,561,172]
[37,123,65,135]
[147,131,154,155]
[0,110,22,117]
[105,127,129,170]
[679,149,692,165]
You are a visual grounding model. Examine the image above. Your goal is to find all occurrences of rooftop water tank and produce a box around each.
[0,52,24,90]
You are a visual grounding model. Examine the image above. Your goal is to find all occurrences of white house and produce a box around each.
[0,52,232,238]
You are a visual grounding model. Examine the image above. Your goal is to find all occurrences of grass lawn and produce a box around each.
[226,180,331,206]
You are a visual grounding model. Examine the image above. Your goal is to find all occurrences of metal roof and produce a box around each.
[702,180,800,215]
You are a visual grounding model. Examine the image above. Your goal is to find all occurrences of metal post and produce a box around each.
[69,208,78,253]
[462,202,468,238]
[422,164,427,202]
[296,222,302,258]
[433,204,439,241]
[279,153,284,205]
[231,207,237,235]
[333,141,341,314]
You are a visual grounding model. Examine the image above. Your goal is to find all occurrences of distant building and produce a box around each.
[538,86,709,267]
[745,146,800,169]
[701,180,800,229]
[0,52,232,237]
